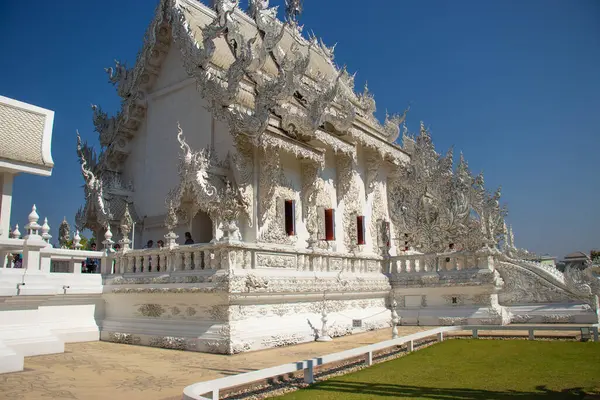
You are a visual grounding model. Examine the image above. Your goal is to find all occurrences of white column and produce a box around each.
[0,172,15,238]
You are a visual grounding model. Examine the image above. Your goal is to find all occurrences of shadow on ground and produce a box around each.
[300,381,600,399]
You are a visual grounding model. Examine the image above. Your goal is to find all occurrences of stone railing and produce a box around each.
[1,204,109,272]
[104,241,386,275]
[388,251,491,274]
[108,243,215,274]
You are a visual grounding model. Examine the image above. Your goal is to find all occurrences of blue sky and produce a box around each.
[1,0,598,258]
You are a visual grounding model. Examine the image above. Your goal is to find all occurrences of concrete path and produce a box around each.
[0,326,430,400]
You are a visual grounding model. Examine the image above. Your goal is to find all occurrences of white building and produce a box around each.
[0,96,105,373]
[71,0,599,354]
[0,95,54,240]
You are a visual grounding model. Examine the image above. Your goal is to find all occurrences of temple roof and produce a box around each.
[564,251,590,260]
[89,0,410,174]
[0,95,54,176]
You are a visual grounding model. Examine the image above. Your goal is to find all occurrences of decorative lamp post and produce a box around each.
[11,224,21,239]
[41,217,52,244]
[317,292,333,342]
[390,297,399,339]
[24,204,41,238]
[102,224,114,254]
[164,201,179,249]
[73,230,82,249]
[119,204,133,251]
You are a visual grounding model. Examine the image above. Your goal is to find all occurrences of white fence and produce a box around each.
[182,324,599,400]
[0,205,107,296]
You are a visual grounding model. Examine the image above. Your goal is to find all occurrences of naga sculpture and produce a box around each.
[76,131,110,227]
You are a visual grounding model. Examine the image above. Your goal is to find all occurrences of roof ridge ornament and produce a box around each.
[383,104,410,143]
[285,0,303,34]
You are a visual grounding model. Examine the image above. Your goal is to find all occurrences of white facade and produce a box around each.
[66,0,600,355]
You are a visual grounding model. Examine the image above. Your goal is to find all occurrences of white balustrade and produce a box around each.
[389,251,488,274]
[102,241,389,276]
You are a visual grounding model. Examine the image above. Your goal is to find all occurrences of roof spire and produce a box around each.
[285,0,303,27]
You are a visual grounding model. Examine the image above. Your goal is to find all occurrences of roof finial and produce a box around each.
[285,0,302,27]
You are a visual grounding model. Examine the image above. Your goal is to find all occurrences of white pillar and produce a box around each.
[22,205,47,270]
[0,172,15,238]
[39,254,52,273]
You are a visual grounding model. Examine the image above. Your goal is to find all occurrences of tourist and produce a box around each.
[13,254,22,268]
[114,243,121,251]
[85,243,99,273]
[156,240,164,271]
[144,240,154,271]
[184,232,194,245]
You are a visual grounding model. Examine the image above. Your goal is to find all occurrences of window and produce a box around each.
[449,243,455,250]
[324,208,335,241]
[451,296,458,304]
[352,319,363,328]
[356,216,366,245]
[284,200,295,236]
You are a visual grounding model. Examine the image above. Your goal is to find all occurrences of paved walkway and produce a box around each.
[0,327,431,400]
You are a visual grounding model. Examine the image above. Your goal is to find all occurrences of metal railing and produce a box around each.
[182,324,599,400]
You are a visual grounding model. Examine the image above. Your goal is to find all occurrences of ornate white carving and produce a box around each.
[256,253,296,268]
[336,154,362,251]
[148,336,188,350]
[301,161,330,247]
[166,124,250,241]
[388,123,507,253]
[257,148,296,245]
[58,217,71,249]
[438,317,468,326]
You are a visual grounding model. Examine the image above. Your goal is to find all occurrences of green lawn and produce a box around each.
[275,340,600,400]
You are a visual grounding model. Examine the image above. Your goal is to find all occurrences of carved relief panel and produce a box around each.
[258,148,297,245]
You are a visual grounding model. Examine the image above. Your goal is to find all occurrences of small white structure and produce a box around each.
[0,96,104,374]
[0,95,54,239]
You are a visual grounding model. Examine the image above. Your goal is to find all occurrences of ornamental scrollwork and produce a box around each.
[388,122,507,253]
[301,161,330,246]
[337,154,362,251]
[165,124,250,241]
[76,132,111,228]
[257,148,296,245]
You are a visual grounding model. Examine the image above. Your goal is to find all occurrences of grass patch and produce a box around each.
[274,340,600,399]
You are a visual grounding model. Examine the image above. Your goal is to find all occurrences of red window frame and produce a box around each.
[324,208,335,241]
[356,215,366,245]
[284,200,295,236]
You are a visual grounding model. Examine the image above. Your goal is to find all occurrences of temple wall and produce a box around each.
[124,45,235,245]
[322,150,341,250]
[279,154,306,247]
[152,43,189,92]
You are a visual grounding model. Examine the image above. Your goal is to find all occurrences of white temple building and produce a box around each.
[4,0,597,377]
[68,0,600,354]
